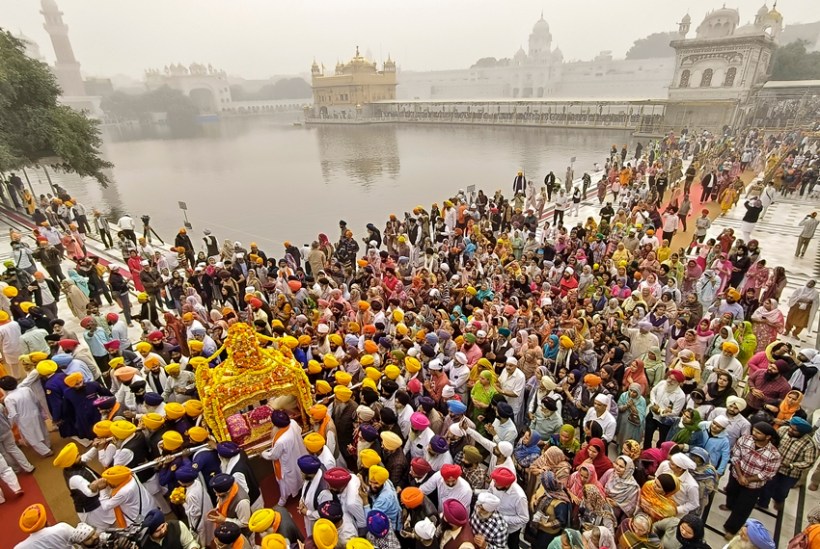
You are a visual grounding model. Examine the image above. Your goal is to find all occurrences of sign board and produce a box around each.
[570,156,577,163]
[184,221,193,230]
[178,201,188,211]
[466,185,475,194]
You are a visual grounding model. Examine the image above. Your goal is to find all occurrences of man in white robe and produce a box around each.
[0,377,51,456]
[262,411,307,506]
[0,313,23,378]
[175,464,214,547]
[95,466,154,528]
[496,357,526,421]
[15,503,75,549]
[419,464,473,512]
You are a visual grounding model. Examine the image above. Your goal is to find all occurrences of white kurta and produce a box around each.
[183,476,215,547]
[99,477,154,526]
[13,523,75,549]
[419,473,473,512]
[4,387,51,456]
[0,321,23,378]
[262,419,307,503]
[498,368,526,416]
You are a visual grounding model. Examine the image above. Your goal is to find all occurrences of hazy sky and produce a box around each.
[3,0,820,80]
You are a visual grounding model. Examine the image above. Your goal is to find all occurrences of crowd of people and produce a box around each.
[1,127,820,549]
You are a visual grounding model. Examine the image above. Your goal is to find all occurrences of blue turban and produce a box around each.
[144,392,163,406]
[271,410,290,428]
[209,473,235,492]
[142,508,165,534]
[497,401,514,419]
[745,519,775,549]
[52,353,73,367]
[319,500,343,521]
[367,510,390,538]
[447,400,467,415]
[430,435,449,454]
[420,344,436,357]
[216,441,239,458]
[359,424,379,442]
[418,396,435,412]
[790,416,813,435]
[425,333,439,346]
[175,465,198,484]
[297,455,322,475]
[498,327,511,337]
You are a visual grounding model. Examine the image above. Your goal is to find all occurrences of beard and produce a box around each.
[764,371,780,381]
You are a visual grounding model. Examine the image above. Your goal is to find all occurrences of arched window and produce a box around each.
[700,69,713,87]
[679,69,691,88]
[723,67,737,87]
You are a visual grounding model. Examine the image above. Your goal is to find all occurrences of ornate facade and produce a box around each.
[666,4,783,130]
[310,48,397,118]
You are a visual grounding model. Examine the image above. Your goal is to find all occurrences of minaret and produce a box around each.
[40,0,85,96]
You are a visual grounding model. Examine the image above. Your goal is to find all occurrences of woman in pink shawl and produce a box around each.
[317,233,334,263]
[740,259,770,299]
[751,298,785,352]
[639,440,676,477]
[566,462,606,503]
[622,359,649,396]
[126,250,145,292]
[710,253,733,293]
[682,259,703,294]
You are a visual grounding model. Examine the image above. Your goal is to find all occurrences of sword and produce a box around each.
[129,444,208,474]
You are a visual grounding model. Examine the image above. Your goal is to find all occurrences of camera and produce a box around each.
[96,521,148,549]
[141,215,151,225]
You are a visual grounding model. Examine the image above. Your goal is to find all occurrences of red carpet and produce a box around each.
[0,471,54,549]
[258,467,307,536]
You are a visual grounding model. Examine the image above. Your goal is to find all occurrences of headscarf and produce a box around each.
[556,424,581,455]
[672,409,703,444]
[567,462,605,500]
[583,526,617,549]
[638,475,680,521]
[617,512,662,549]
[676,513,710,549]
[540,470,571,503]
[547,529,585,549]
[777,390,803,421]
[513,431,542,466]
[604,455,640,515]
[639,440,676,476]
[543,334,560,361]
[572,438,612,478]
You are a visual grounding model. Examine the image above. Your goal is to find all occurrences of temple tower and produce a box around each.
[40,0,85,96]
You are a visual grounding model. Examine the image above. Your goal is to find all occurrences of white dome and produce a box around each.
[533,15,549,34]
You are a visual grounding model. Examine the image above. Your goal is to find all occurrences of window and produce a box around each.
[679,70,690,88]
[723,67,736,87]
[700,69,713,87]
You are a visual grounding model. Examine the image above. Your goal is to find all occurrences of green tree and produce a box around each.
[625,32,677,60]
[0,30,112,186]
[100,86,199,136]
[771,40,820,81]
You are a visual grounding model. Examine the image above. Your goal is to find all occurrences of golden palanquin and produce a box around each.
[194,322,313,449]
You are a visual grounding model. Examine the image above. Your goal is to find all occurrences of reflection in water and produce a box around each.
[315,125,400,187]
[52,118,632,247]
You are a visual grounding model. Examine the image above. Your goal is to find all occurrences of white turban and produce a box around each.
[70,523,95,544]
[726,395,747,412]
[713,415,730,428]
[477,492,501,512]
[670,453,697,471]
[455,352,468,365]
[594,394,610,406]
[497,441,513,457]
[414,518,436,541]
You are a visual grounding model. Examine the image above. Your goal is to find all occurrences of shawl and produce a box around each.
[622,362,649,395]
[540,470,571,503]
[617,389,647,427]
[530,445,572,482]
[543,334,560,361]
[567,463,606,500]
[789,283,820,328]
[616,514,662,549]
[672,409,703,444]
[470,373,497,406]
[584,526,617,549]
[547,529,585,549]
[752,303,785,325]
[514,431,542,467]
[555,424,581,456]
[777,390,803,421]
[639,478,679,521]
[604,456,640,516]
[734,321,757,363]
[639,441,676,476]
[573,438,612,478]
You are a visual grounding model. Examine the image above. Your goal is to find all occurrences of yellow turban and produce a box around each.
[329,334,343,346]
[108,356,125,369]
[262,533,288,549]
[361,378,378,392]
[0,310,8,322]
[53,442,79,468]
[726,288,741,301]
[405,357,421,374]
[380,431,403,452]
[323,354,339,369]
[466,286,477,296]
[102,465,133,487]
[365,367,382,381]
[384,365,400,380]
[307,360,322,375]
[188,340,204,352]
[64,372,84,388]
[304,433,326,453]
[282,336,299,350]
[2,286,18,298]
[346,539,374,549]
[29,351,49,363]
[184,399,203,417]
[249,508,276,533]
[722,341,739,354]
[334,385,353,402]
[164,363,181,375]
[360,449,381,468]
[395,323,408,336]
[187,426,209,443]
[312,519,338,549]
[36,360,58,376]
[392,310,404,323]
[369,464,389,486]
[188,356,208,369]
[143,356,160,370]
[359,355,374,367]
[315,380,332,395]
[165,402,185,420]
[134,341,152,353]
[110,420,137,440]
[93,420,112,438]
[162,431,184,451]
[19,503,47,533]
[559,335,575,349]
[298,335,312,346]
[334,371,352,386]
[142,413,165,430]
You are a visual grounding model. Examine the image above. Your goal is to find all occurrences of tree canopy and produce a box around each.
[0,29,112,186]
[625,32,677,60]
[101,86,200,136]
[771,40,820,81]
[230,77,312,101]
